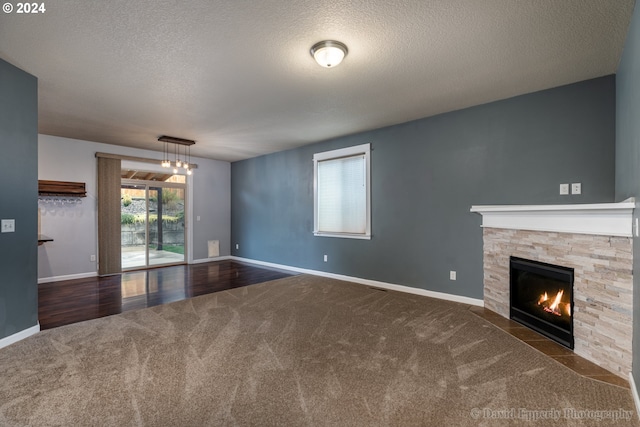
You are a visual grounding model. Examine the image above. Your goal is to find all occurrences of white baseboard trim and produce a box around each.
[231,256,484,307]
[190,256,232,264]
[0,323,40,350]
[38,271,98,284]
[39,258,235,282]
[630,372,640,417]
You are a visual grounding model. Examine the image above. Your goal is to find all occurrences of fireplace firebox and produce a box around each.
[510,257,574,349]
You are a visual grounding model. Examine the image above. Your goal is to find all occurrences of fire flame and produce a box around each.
[549,290,563,311]
[538,292,548,304]
[537,289,570,317]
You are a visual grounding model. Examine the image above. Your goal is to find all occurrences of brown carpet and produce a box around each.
[0,275,637,426]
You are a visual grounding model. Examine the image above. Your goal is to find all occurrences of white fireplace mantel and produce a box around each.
[470,199,635,237]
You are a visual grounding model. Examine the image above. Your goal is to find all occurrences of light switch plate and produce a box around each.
[1,219,15,233]
[560,184,569,195]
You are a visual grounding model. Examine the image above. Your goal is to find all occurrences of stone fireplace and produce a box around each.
[471,200,634,378]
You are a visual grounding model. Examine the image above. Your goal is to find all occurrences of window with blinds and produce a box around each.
[313,143,371,239]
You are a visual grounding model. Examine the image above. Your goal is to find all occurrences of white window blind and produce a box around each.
[313,144,371,239]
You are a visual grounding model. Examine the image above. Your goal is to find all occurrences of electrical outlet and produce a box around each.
[559,184,569,195]
[196,216,201,221]
[1,219,15,233]
[571,183,581,195]
[450,271,457,280]
[323,255,328,262]
[235,244,239,250]
[90,254,96,262]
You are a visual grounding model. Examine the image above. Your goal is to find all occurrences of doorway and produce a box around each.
[121,171,187,270]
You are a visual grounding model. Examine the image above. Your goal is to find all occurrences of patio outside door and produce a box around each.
[121,178,186,270]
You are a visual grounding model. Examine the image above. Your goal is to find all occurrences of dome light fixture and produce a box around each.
[310,40,348,68]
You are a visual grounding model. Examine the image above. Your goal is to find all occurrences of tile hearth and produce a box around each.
[469,306,629,389]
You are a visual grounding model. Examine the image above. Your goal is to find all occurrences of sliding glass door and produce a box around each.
[148,186,185,266]
[121,183,147,269]
[121,172,186,270]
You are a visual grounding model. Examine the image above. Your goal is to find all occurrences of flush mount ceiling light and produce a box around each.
[310,40,348,68]
[158,135,195,175]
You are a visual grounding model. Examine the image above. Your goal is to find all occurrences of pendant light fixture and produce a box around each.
[158,135,196,175]
[310,40,348,68]
[185,145,192,175]
[161,141,171,168]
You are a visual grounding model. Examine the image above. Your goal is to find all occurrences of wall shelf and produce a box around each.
[38,180,86,198]
[38,234,53,246]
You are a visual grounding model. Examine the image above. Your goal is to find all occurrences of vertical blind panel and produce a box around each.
[97,157,122,276]
[317,155,366,234]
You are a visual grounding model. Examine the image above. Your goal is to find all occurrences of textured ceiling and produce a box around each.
[0,0,635,162]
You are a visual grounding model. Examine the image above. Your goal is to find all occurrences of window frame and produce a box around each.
[313,143,371,239]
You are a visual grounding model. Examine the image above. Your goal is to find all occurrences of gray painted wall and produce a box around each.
[615,1,640,395]
[0,59,38,339]
[38,135,230,280]
[191,157,231,260]
[232,76,616,300]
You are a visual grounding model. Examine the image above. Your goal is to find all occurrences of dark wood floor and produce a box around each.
[38,260,296,330]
